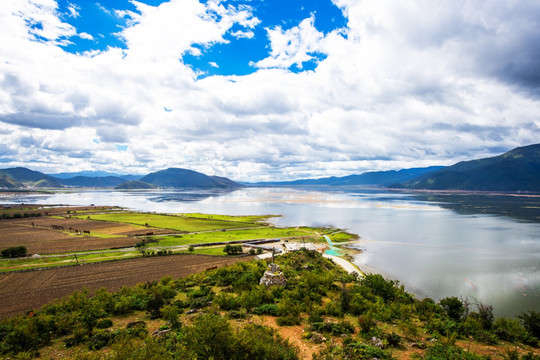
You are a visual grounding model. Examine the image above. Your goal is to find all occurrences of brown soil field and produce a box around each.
[0,254,253,318]
[0,217,175,254]
[0,204,117,216]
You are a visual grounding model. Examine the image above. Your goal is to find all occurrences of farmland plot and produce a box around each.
[0,254,253,318]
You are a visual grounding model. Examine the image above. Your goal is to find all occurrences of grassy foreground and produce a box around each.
[0,250,538,360]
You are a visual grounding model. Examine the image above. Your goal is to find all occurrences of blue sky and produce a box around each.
[55,0,347,77]
[1,0,539,180]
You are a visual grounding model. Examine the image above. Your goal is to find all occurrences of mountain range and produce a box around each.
[394,143,540,192]
[0,144,539,192]
[0,167,241,190]
[253,166,445,187]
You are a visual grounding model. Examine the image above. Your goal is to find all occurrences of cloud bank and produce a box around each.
[0,0,539,181]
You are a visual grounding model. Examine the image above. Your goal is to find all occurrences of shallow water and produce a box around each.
[3,187,539,317]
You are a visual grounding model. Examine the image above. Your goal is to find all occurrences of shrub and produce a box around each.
[88,330,112,350]
[385,332,401,347]
[358,314,375,334]
[215,293,240,311]
[314,338,391,360]
[162,304,182,330]
[423,342,485,360]
[439,296,464,321]
[1,246,27,258]
[362,273,398,302]
[95,319,113,329]
[277,315,301,326]
[518,311,540,339]
[253,304,279,316]
[493,317,525,342]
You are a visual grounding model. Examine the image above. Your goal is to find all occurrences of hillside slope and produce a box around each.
[397,144,540,192]
[129,168,241,189]
[59,176,127,188]
[0,167,63,188]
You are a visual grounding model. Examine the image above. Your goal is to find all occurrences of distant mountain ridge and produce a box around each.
[49,171,141,181]
[0,167,240,190]
[395,144,540,192]
[59,176,127,188]
[0,167,63,188]
[1,144,539,192]
[254,166,445,186]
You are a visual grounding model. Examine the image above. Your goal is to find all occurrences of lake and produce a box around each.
[3,187,539,317]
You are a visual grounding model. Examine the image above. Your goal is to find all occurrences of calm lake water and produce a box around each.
[3,187,540,317]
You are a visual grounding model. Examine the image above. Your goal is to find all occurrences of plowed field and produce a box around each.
[0,254,253,318]
[0,217,175,254]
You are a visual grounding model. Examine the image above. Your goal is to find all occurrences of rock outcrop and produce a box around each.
[259,263,287,287]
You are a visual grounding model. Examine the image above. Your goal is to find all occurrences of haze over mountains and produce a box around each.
[1,144,539,192]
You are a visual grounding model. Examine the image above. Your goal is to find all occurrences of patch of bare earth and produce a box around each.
[254,316,323,360]
[0,217,179,254]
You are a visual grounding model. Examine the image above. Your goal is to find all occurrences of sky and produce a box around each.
[1,0,539,181]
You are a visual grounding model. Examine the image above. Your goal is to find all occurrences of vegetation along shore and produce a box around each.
[0,204,539,359]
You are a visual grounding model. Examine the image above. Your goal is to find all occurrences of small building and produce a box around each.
[282,242,320,253]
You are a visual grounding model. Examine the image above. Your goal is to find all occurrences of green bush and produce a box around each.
[519,311,540,339]
[277,315,302,326]
[423,342,486,359]
[1,246,27,258]
[494,317,525,342]
[253,304,279,316]
[88,330,112,350]
[439,296,464,321]
[95,319,113,329]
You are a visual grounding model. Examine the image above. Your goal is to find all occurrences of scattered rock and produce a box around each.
[310,332,327,344]
[152,329,171,337]
[186,308,199,315]
[371,336,384,349]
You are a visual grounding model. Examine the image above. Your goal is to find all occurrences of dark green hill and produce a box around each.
[115,180,157,189]
[60,176,127,188]
[125,168,240,189]
[397,144,540,192]
[0,167,63,188]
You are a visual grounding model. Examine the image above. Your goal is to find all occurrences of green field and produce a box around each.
[152,227,321,247]
[176,213,277,223]
[327,231,358,242]
[79,212,260,232]
[0,251,141,273]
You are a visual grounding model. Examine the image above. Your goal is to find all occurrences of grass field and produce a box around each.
[152,227,322,246]
[80,212,260,232]
[176,213,277,223]
[0,251,141,272]
[327,231,359,242]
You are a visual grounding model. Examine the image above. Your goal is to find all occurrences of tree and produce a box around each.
[439,297,464,321]
[188,245,195,253]
[1,246,27,258]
